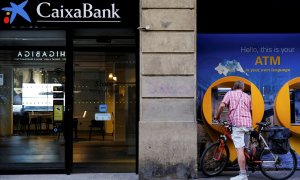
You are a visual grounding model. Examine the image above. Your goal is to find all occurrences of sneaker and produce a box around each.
[230,174,248,180]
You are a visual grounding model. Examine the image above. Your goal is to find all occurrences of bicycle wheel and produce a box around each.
[200,141,229,177]
[259,148,297,180]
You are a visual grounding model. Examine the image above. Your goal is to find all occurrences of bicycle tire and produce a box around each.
[259,148,297,180]
[200,141,229,177]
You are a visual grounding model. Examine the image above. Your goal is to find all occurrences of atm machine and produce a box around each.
[211,85,251,124]
[290,89,300,124]
[202,76,264,161]
[212,88,231,124]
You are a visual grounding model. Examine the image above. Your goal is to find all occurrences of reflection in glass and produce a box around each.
[73,52,136,172]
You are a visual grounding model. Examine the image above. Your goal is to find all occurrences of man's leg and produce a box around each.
[230,128,248,180]
[237,147,247,172]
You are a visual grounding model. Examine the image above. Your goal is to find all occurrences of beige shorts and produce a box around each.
[231,127,251,149]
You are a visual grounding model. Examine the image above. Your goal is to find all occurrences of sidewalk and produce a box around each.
[0,171,299,180]
[198,170,300,180]
[0,173,138,180]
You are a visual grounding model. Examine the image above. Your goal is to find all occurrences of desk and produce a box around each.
[89,120,105,140]
[29,113,52,123]
[73,115,83,119]
[94,113,113,140]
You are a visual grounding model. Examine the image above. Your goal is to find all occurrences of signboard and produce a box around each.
[197,34,300,113]
[197,34,300,122]
[99,104,107,113]
[0,74,3,86]
[95,113,111,121]
[22,83,64,111]
[53,100,64,121]
[14,51,66,61]
[197,33,300,160]
[53,85,64,91]
[0,0,137,28]
[53,92,64,99]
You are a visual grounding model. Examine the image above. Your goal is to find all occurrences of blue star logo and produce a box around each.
[1,0,31,24]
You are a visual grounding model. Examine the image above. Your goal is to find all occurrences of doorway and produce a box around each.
[71,29,137,173]
[0,28,138,173]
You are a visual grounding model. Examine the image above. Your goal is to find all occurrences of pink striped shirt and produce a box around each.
[222,89,252,127]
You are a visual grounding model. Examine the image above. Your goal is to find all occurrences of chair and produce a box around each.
[19,112,30,135]
[28,117,41,135]
[73,119,78,140]
[89,119,105,140]
[73,111,87,140]
[44,117,53,134]
[13,113,22,134]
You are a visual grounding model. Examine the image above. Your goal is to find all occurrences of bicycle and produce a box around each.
[199,120,297,180]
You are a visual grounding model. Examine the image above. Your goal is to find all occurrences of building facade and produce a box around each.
[139,0,197,179]
[4,0,298,179]
[0,0,197,179]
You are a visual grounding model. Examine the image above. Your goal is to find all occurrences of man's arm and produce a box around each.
[215,102,226,120]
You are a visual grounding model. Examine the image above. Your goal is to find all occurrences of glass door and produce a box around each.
[72,28,137,173]
[0,30,66,171]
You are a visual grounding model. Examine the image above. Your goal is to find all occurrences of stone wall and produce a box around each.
[139,0,197,179]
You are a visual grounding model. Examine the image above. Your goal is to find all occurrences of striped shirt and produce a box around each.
[222,89,252,127]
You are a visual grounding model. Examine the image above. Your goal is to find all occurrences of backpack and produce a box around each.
[268,125,291,154]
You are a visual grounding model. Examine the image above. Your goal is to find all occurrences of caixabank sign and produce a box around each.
[0,0,135,28]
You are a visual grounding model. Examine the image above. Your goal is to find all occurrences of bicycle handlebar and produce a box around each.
[215,120,271,130]
[214,119,230,127]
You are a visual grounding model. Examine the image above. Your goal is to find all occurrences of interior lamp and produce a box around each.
[108,73,114,79]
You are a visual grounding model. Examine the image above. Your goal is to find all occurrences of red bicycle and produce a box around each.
[199,121,297,180]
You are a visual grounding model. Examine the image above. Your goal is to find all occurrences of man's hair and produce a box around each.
[233,80,244,90]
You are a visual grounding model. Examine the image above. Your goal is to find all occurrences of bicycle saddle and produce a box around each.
[256,122,271,127]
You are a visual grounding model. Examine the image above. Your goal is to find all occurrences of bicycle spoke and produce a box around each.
[259,150,297,180]
[200,142,229,177]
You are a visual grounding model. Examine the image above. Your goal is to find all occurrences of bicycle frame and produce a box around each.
[201,121,296,179]
[256,127,278,163]
[214,123,278,165]
[213,125,231,161]
[244,125,278,166]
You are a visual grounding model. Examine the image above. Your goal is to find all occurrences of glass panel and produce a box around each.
[0,66,66,170]
[0,31,66,171]
[73,51,136,172]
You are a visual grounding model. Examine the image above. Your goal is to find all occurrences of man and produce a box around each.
[215,80,252,180]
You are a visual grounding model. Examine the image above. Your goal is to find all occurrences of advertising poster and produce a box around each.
[0,74,3,86]
[54,104,63,121]
[197,33,300,163]
[22,83,64,111]
[198,34,300,118]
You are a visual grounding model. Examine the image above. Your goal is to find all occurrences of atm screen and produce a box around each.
[212,88,231,124]
[294,90,300,124]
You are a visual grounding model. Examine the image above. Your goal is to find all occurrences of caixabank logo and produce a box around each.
[0,0,134,28]
[1,0,31,25]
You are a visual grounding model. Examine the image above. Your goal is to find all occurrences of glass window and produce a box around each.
[0,31,66,171]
